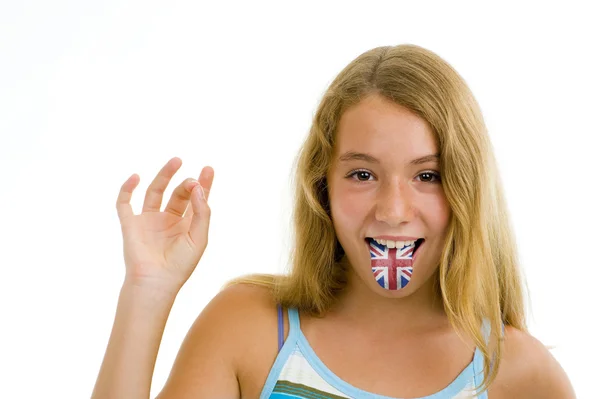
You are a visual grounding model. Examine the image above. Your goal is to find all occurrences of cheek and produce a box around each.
[331,191,365,228]
[435,199,451,228]
[419,195,451,228]
[342,196,365,218]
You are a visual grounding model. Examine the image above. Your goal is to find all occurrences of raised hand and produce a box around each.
[115,157,214,293]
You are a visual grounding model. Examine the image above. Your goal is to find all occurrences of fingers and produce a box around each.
[183,199,195,220]
[188,182,211,247]
[142,157,183,213]
[186,166,214,246]
[197,166,214,201]
[184,166,214,220]
[164,178,200,217]
[116,173,140,221]
[121,158,214,222]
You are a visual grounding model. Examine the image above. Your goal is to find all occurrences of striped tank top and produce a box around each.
[259,306,491,399]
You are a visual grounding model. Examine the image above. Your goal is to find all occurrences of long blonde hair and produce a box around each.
[226,43,527,394]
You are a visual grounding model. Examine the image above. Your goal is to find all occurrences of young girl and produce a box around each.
[92,44,575,399]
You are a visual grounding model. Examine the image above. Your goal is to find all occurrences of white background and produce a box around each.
[1,1,598,397]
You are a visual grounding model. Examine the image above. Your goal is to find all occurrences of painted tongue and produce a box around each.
[368,237,416,290]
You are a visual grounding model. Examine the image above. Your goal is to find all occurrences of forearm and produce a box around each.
[91,281,178,399]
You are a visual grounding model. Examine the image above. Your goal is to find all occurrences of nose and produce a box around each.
[374,180,415,227]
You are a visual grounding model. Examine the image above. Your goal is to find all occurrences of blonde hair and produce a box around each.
[226,43,527,395]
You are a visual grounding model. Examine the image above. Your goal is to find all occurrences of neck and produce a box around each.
[330,257,448,335]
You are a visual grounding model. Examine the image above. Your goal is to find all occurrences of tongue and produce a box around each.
[368,238,416,290]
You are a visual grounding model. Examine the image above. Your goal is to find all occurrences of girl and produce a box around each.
[92,44,575,398]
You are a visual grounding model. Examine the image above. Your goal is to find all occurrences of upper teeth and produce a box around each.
[373,238,418,249]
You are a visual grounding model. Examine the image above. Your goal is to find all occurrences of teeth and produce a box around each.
[373,238,418,248]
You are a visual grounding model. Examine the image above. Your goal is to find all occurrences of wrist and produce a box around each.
[122,275,181,301]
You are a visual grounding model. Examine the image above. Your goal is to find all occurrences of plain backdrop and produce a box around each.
[1,1,598,398]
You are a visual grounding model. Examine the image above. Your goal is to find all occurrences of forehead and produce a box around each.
[335,95,437,160]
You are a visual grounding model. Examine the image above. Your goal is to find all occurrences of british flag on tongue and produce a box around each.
[369,239,415,290]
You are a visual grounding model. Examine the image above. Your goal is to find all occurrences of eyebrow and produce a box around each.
[338,151,440,166]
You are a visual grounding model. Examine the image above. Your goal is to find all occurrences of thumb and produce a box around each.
[188,185,211,248]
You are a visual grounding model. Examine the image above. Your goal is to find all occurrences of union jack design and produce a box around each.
[369,239,415,290]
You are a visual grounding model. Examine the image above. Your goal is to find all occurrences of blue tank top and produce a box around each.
[259,306,491,399]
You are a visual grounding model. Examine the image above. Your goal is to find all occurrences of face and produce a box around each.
[327,94,451,298]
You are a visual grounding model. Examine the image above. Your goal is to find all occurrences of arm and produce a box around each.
[91,282,244,399]
[92,157,229,398]
[91,282,179,399]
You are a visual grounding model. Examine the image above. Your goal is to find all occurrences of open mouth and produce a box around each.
[365,237,425,290]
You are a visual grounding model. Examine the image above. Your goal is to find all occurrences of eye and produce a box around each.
[346,169,374,182]
[417,171,441,183]
[345,170,441,183]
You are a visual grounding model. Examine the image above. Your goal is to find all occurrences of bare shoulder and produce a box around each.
[156,283,279,399]
[489,326,576,399]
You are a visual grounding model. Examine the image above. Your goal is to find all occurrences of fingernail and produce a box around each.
[195,185,205,201]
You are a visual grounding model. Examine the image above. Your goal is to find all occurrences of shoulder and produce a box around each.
[201,282,278,328]
[157,283,280,398]
[207,283,285,393]
[195,282,281,361]
[489,326,576,399]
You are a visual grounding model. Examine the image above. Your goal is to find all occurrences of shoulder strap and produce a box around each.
[277,304,284,352]
[276,306,301,352]
[287,307,301,331]
[472,322,488,397]
[472,319,505,398]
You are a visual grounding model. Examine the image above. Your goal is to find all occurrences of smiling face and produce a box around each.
[327,94,451,298]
